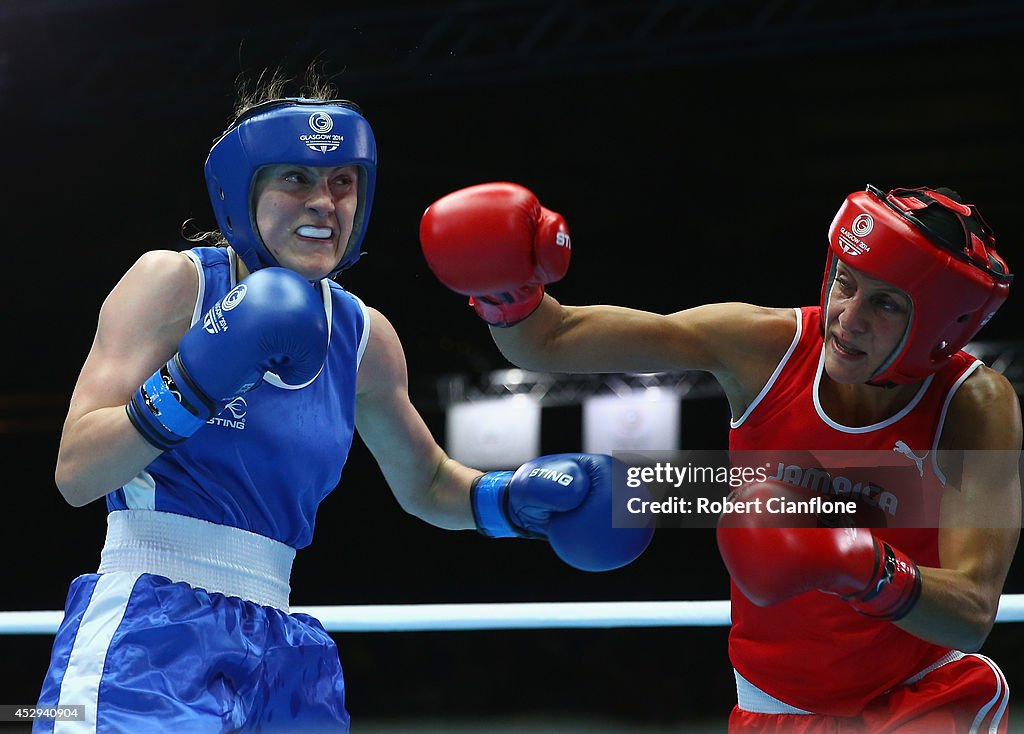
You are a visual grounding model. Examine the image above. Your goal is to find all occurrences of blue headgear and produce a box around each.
[204,98,377,276]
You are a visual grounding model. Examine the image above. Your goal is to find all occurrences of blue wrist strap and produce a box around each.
[471,471,520,538]
[126,360,210,450]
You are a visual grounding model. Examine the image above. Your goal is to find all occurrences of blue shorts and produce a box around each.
[35,572,349,733]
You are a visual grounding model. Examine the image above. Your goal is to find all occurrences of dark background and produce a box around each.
[1,0,1022,729]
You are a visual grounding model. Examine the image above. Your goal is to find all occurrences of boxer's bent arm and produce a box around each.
[55,251,198,506]
[355,308,479,530]
[897,368,1022,650]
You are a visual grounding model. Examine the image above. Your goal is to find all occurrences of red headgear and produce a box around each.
[821,185,1012,385]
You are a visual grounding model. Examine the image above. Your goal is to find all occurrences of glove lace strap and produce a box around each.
[847,542,922,621]
[470,286,544,327]
[470,471,520,538]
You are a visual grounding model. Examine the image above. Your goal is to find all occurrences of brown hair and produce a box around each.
[231,64,341,124]
[183,63,343,247]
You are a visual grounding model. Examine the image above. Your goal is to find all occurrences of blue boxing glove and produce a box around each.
[472,453,654,572]
[127,268,329,450]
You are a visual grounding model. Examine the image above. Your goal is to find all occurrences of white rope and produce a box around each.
[301,600,734,632]
[2,594,1022,634]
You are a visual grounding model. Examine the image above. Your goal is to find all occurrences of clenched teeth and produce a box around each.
[297,225,333,239]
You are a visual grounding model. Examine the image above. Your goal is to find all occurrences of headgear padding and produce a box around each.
[204,98,377,276]
[821,185,1011,385]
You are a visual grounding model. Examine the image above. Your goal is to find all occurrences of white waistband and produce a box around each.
[98,510,296,611]
[735,670,814,715]
[902,649,966,685]
[735,650,968,716]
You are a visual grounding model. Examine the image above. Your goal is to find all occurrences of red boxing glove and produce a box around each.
[716,482,921,621]
[420,182,571,326]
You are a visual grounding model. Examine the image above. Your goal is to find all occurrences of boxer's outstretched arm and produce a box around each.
[491,294,783,375]
[353,307,616,529]
[492,296,801,429]
[355,307,479,530]
[420,182,795,388]
[355,307,653,570]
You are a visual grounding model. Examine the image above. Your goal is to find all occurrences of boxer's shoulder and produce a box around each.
[693,303,797,371]
[690,304,798,411]
[940,365,1021,452]
[106,250,198,319]
[96,250,198,350]
[127,249,197,287]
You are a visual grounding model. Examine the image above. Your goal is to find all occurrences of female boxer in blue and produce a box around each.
[35,73,652,733]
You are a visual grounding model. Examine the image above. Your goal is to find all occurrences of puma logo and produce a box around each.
[892,440,927,477]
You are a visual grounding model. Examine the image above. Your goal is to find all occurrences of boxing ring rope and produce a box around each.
[2,595,1023,635]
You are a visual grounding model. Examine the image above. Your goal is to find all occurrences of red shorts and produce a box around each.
[729,654,1009,733]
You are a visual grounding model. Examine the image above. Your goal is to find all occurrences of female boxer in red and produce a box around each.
[422,182,1019,732]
